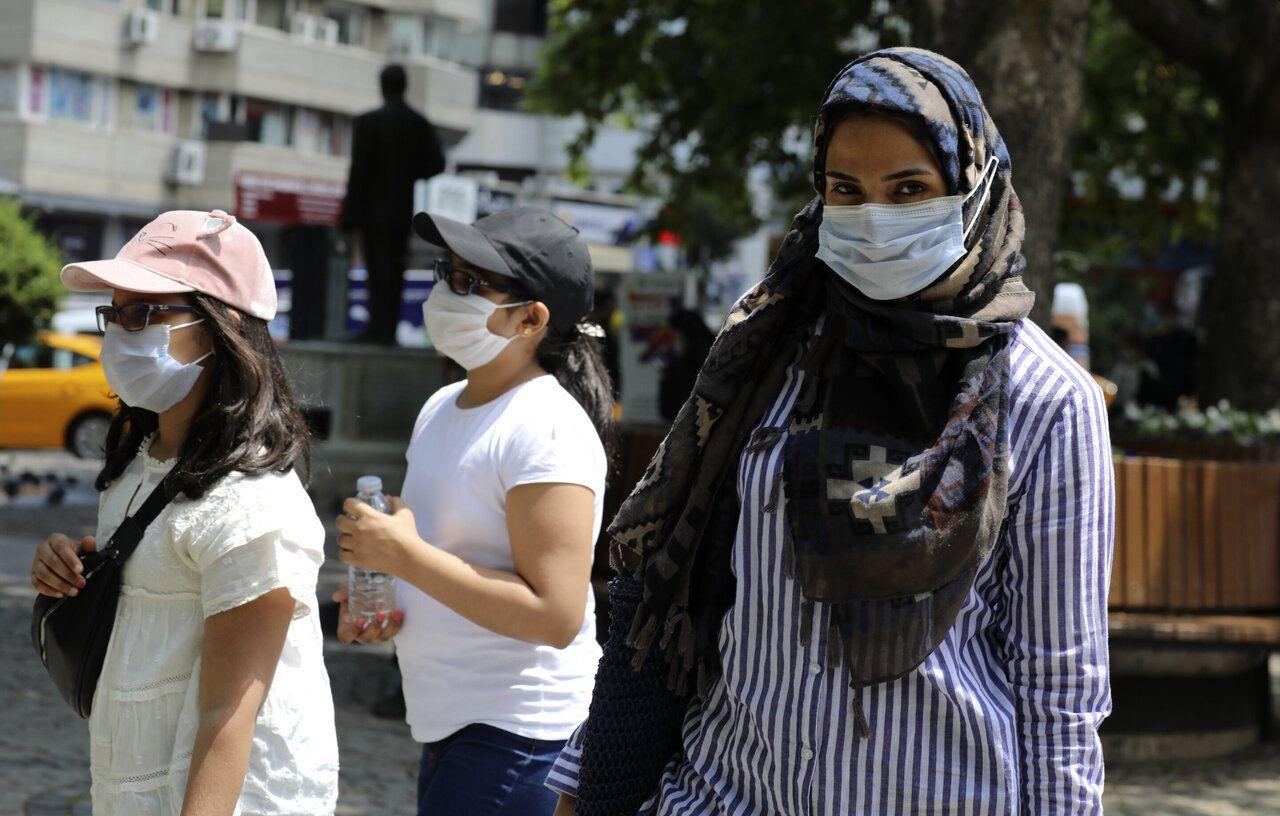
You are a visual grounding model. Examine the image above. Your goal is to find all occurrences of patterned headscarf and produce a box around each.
[607,48,1035,708]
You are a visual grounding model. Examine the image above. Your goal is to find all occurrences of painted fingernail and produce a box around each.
[375,612,387,623]
[77,579,86,588]
[391,611,404,623]
[357,620,368,630]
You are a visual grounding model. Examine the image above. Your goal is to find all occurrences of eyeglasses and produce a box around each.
[95,303,197,333]
[433,258,525,298]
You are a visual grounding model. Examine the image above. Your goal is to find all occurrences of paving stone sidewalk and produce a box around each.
[1,452,1277,815]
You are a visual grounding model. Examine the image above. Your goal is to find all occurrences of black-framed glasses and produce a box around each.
[95,304,197,333]
[433,258,525,298]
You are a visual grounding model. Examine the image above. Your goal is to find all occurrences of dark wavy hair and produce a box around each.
[96,292,311,500]
[536,325,618,463]
[492,277,618,462]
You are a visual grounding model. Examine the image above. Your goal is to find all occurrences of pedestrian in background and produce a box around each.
[552,48,1113,816]
[656,307,715,422]
[333,207,613,815]
[340,63,446,345]
[31,210,338,814]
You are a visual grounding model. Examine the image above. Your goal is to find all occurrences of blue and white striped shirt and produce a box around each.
[548,319,1114,815]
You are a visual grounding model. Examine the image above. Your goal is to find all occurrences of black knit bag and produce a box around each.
[575,575,691,816]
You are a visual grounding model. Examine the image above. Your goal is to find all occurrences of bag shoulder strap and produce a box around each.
[103,474,177,564]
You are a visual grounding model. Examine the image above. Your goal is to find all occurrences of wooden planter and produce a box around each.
[1111,456,1280,612]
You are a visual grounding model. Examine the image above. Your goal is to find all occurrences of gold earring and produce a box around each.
[522,328,533,336]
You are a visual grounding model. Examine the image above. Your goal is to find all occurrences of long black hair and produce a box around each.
[536,324,619,463]
[96,292,311,500]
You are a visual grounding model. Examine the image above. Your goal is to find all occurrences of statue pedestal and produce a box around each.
[280,341,449,522]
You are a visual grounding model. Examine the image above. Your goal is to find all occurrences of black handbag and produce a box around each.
[31,476,175,718]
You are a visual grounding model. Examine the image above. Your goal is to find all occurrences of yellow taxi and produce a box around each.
[0,331,116,458]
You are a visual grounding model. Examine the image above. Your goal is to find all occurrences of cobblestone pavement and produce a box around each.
[1,451,1277,815]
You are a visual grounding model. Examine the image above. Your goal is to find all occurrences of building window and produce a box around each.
[255,0,288,30]
[329,115,351,156]
[197,91,227,138]
[145,0,182,12]
[201,0,252,21]
[478,68,529,111]
[424,16,461,61]
[320,3,369,47]
[26,66,46,118]
[245,99,290,147]
[135,84,174,134]
[35,67,115,129]
[389,14,423,58]
[493,0,547,36]
[294,108,320,153]
[49,68,94,122]
[291,108,349,156]
[0,65,18,116]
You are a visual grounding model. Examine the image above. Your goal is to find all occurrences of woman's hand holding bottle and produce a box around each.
[335,494,423,576]
[331,584,404,645]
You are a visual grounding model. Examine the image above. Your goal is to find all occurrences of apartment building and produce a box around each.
[448,0,649,260]
[0,0,482,265]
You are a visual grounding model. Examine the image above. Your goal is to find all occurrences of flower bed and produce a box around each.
[1112,402,1280,462]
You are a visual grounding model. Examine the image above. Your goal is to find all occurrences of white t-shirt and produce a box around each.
[395,374,607,743]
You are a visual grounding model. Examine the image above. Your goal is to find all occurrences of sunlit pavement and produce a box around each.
[0,451,1276,815]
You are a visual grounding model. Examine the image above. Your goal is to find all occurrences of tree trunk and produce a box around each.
[1201,102,1280,410]
[1109,0,1280,409]
[912,0,1092,328]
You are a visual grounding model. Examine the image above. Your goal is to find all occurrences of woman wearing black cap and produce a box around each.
[333,207,614,815]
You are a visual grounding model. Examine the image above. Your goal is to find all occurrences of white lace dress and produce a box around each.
[87,440,339,815]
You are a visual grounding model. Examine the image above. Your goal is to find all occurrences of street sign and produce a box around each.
[415,174,479,223]
[235,171,345,225]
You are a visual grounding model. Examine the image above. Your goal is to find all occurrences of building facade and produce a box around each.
[0,0,481,265]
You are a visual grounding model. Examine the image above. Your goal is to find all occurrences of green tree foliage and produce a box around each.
[1057,0,1221,373]
[0,198,63,347]
[527,0,900,260]
[1107,0,1280,409]
[1062,0,1221,264]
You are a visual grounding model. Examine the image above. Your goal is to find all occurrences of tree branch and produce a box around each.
[1110,0,1236,95]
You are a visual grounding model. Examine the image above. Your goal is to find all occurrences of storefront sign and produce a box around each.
[235,171,344,225]
[415,174,479,223]
[552,199,639,246]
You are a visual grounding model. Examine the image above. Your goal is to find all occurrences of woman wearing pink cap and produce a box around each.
[30,211,339,815]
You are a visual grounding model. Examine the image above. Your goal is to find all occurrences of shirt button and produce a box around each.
[809,662,822,676]
[802,747,815,761]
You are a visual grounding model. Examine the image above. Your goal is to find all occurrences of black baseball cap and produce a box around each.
[412,206,594,334]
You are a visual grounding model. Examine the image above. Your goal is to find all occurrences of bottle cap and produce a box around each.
[356,475,383,494]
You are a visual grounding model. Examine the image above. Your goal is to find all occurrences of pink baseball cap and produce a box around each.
[61,209,277,320]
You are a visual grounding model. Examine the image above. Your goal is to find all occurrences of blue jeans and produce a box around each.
[417,723,566,816]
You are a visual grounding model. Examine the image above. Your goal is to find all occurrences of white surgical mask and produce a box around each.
[817,156,998,301]
[423,285,531,370]
[99,320,211,413]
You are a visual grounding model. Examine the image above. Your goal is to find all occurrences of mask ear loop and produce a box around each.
[163,318,213,365]
[961,156,1000,244]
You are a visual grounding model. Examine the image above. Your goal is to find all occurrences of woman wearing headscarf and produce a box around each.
[549,48,1113,815]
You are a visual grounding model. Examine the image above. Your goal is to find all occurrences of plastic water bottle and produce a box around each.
[347,475,396,627]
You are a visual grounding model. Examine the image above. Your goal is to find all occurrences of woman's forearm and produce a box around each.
[180,706,259,816]
[395,538,584,648]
